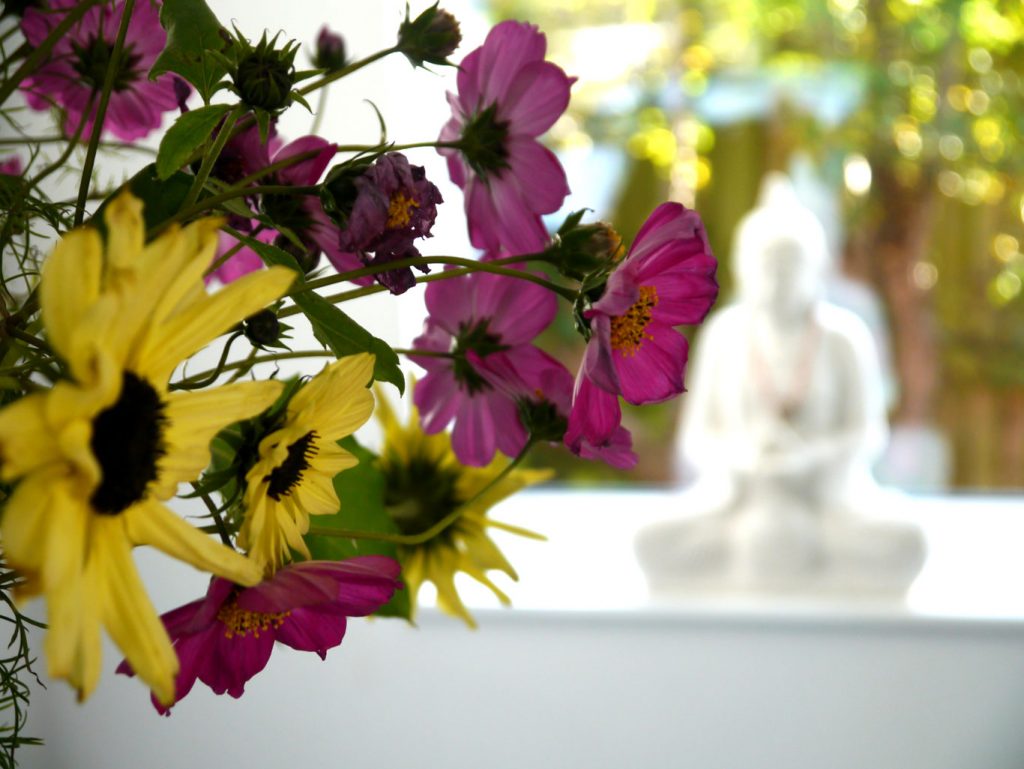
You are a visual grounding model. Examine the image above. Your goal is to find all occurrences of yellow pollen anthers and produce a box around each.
[386,192,420,228]
[216,599,290,639]
[610,285,659,357]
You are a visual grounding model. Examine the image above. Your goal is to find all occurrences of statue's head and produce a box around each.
[732,172,829,318]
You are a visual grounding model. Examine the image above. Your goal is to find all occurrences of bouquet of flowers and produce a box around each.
[0,0,718,759]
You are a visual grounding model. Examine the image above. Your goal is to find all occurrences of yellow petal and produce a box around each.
[40,227,102,370]
[102,192,144,276]
[310,441,358,476]
[156,379,284,498]
[92,519,178,706]
[0,393,61,481]
[123,498,261,587]
[146,217,222,327]
[134,266,294,383]
[294,470,340,516]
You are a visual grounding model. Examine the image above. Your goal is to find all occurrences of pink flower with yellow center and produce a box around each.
[21,0,184,141]
[438,20,573,255]
[118,557,401,714]
[569,203,717,449]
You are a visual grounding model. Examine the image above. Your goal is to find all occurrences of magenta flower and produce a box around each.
[579,202,718,405]
[438,20,573,255]
[411,267,557,466]
[564,375,636,469]
[118,557,401,714]
[207,228,275,285]
[21,0,184,141]
[0,156,22,176]
[331,153,443,295]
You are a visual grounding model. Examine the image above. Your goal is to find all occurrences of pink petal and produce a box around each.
[198,631,274,699]
[475,268,557,344]
[566,371,622,446]
[613,323,689,405]
[273,136,336,186]
[451,393,500,466]
[414,368,463,434]
[276,607,348,659]
[630,202,706,263]
[475,21,547,106]
[502,61,573,137]
[505,137,570,215]
[581,315,621,395]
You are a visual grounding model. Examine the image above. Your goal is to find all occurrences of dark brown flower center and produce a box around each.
[265,431,318,500]
[71,36,142,92]
[90,372,167,515]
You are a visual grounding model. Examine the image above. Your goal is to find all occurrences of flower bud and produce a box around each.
[272,234,321,275]
[243,309,282,348]
[233,33,298,112]
[397,3,461,68]
[544,211,625,282]
[313,26,346,71]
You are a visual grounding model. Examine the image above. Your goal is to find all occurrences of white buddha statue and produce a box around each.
[636,173,925,596]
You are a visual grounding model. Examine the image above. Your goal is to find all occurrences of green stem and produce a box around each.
[191,483,234,548]
[147,184,309,238]
[297,256,572,300]
[277,255,572,319]
[390,348,451,359]
[175,331,243,390]
[205,224,265,277]
[24,93,95,192]
[0,0,105,107]
[307,439,537,546]
[310,83,328,136]
[171,349,335,389]
[297,47,399,97]
[74,0,137,227]
[181,103,244,211]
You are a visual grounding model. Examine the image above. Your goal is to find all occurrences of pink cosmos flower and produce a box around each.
[438,20,573,255]
[568,203,717,453]
[118,557,401,714]
[411,267,557,466]
[21,0,184,141]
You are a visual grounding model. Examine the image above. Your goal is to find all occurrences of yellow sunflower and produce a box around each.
[375,393,550,628]
[238,353,376,574]
[0,193,294,705]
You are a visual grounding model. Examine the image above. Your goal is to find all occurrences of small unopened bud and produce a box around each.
[397,3,461,68]
[234,33,298,112]
[243,309,282,348]
[313,26,346,71]
[518,398,568,444]
[545,211,626,282]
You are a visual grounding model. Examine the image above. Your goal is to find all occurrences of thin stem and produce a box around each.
[181,103,243,211]
[24,92,95,191]
[278,256,573,319]
[310,84,328,136]
[175,331,243,390]
[191,483,234,548]
[171,349,335,389]
[297,47,399,97]
[74,0,137,226]
[147,184,310,237]
[0,0,105,107]
[6,328,51,355]
[205,224,265,277]
[308,439,537,546]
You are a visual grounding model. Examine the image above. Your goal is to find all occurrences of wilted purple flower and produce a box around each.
[331,153,443,295]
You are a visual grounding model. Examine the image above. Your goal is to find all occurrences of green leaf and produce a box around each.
[150,0,231,103]
[304,437,411,620]
[156,103,232,180]
[91,164,193,236]
[236,234,405,393]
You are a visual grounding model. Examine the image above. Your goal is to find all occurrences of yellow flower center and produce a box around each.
[609,285,659,357]
[386,192,419,228]
[216,599,290,639]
